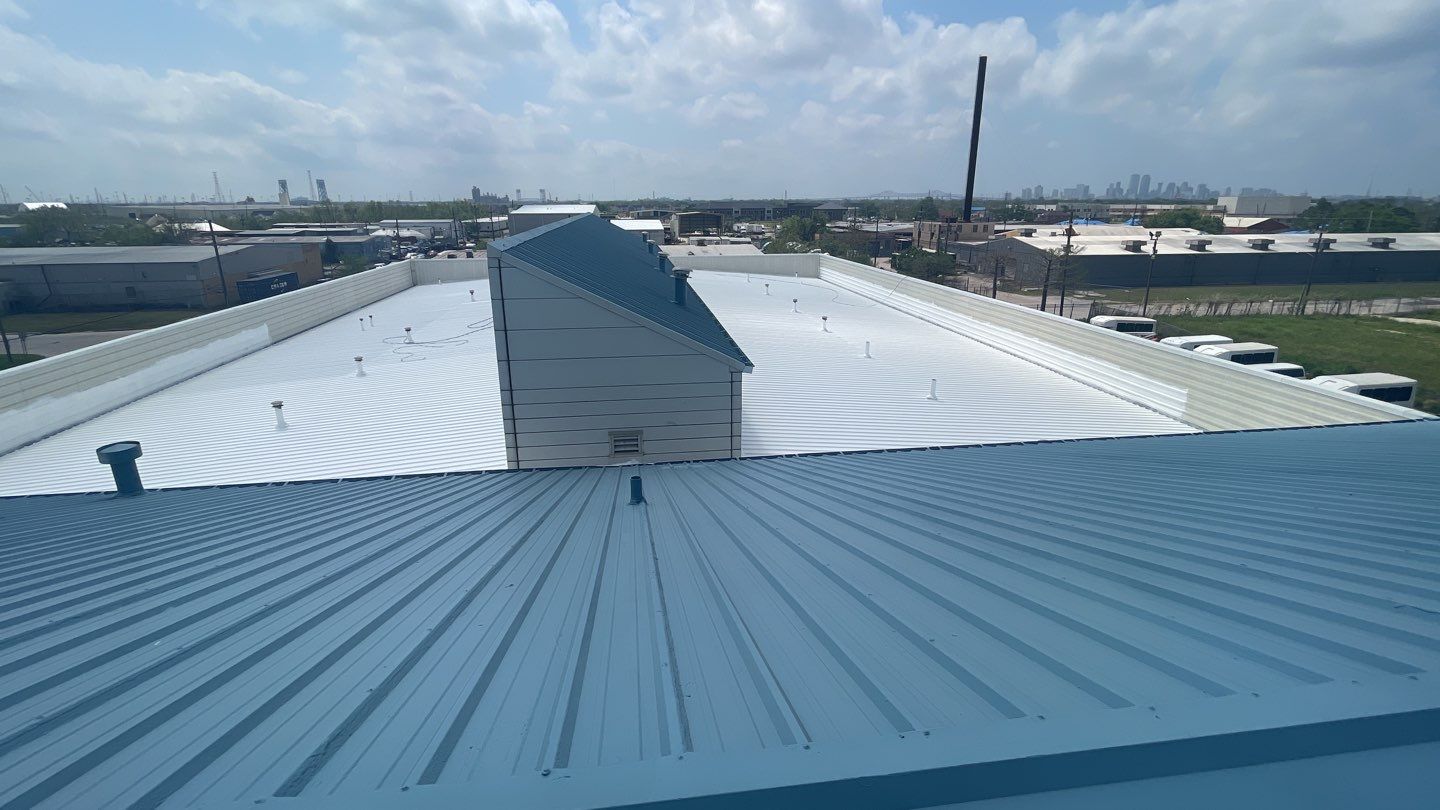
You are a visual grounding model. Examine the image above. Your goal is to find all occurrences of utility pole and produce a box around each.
[991,255,1003,298]
[207,218,231,307]
[1298,227,1328,316]
[1058,213,1074,318]
[0,309,13,363]
[1142,230,1162,316]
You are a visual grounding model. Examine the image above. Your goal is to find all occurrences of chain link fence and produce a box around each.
[1092,296,1440,318]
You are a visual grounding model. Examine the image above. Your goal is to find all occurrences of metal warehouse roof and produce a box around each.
[492,214,754,369]
[509,204,599,216]
[1,422,1438,808]
[689,272,1192,454]
[0,268,1200,495]
[0,283,505,496]
[611,219,665,231]
[1011,232,1440,256]
[0,246,252,265]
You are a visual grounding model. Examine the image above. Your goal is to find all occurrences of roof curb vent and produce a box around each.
[1247,238,1274,250]
[1121,239,1146,252]
[1185,238,1212,252]
[672,268,691,306]
[1309,236,1337,250]
[96,441,144,496]
[1367,236,1396,249]
[1017,227,1036,237]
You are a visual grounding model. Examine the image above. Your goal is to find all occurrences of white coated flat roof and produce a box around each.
[612,219,665,231]
[0,271,1195,495]
[691,272,1193,456]
[0,283,506,496]
[509,204,597,215]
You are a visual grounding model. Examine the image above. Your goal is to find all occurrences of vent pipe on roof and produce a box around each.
[792,298,799,313]
[864,340,872,358]
[272,400,288,430]
[368,315,374,326]
[96,441,144,497]
[469,289,475,301]
[359,317,366,331]
[821,315,829,332]
[672,268,691,306]
[629,475,645,505]
[404,326,414,344]
[927,378,939,400]
[354,356,365,377]
[764,283,770,295]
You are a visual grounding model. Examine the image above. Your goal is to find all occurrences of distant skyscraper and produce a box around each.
[1196,183,1212,200]
[1138,174,1152,198]
[277,179,290,207]
[1126,174,1140,198]
[316,178,329,203]
[1164,181,1178,198]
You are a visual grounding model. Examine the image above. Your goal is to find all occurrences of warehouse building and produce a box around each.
[506,204,598,235]
[0,243,321,310]
[0,228,1435,809]
[216,233,391,264]
[669,210,724,239]
[956,232,1440,288]
[1219,194,1312,217]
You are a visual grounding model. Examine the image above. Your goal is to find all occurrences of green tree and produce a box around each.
[765,214,827,253]
[891,248,955,282]
[1296,198,1420,233]
[911,196,940,221]
[987,202,1033,223]
[1142,209,1224,234]
[10,206,91,245]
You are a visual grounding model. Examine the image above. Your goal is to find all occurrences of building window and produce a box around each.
[609,430,643,457]
[125,286,137,299]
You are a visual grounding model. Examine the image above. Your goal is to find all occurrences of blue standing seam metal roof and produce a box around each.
[1,422,1439,808]
[490,214,753,369]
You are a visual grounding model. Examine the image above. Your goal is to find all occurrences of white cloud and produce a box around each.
[0,0,1436,199]
[684,92,768,126]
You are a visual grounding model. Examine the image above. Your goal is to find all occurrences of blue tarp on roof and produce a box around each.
[490,214,752,369]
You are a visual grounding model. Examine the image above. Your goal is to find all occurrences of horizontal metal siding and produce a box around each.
[1,422,1437,808]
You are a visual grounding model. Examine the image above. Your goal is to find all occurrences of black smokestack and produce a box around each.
[962,55,987,223]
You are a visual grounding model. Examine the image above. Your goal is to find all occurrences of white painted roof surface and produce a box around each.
[0,283,505,495]
[1313,373,1417,388]
[690,272,1194,455]
[662,243,764,256]
[509,204,598,215]
[612,219,665,231]
[2,421,1438,808]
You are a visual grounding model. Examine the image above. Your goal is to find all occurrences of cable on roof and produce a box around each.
[381,318,494,362]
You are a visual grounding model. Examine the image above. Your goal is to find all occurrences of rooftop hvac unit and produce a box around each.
[1194,342,1278,365]
[1247,238,1274,250]
[1308,236,1337,250]
[1121,239,1146,252]
[1184,238,1212,251]
[1159,334,1232,350]
[1367,237,1396,249]
[1310,373,1417,407]
[1089,315,1157,336]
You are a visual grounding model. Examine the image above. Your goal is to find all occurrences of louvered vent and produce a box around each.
[609,430,643,457]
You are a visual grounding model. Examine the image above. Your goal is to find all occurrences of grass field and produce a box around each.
[1,309,210,334]
[1097,281,1440,304]
[1160,315,1440,414]
[0,353,43,371]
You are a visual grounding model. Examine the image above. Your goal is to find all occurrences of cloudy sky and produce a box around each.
[1,0,1437,202]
